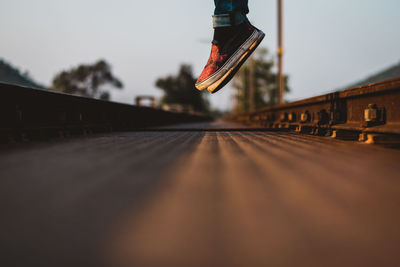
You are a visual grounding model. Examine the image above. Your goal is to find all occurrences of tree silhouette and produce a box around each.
[156,64,209,113]
[233,48,290,113]
[51,60,123,100]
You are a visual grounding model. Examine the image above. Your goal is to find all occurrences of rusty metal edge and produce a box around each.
[0,83,213,143]
[235,77,400,116]
[227,77,400,140]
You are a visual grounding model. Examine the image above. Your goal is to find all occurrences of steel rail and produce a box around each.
[0,83,211,143]
[227,77,400,144]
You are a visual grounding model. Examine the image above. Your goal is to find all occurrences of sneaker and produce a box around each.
[196,22,265,94]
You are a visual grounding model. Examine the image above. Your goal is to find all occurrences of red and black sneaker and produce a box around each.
[196,22,265,93]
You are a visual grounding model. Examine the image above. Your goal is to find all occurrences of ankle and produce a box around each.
[213,12,248,28]
[213,23,246,44]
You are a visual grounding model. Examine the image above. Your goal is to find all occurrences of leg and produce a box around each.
[214,0,249,15]
[214,0,249,27]
[195,0,264,93]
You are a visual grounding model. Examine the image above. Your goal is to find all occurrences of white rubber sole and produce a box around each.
[195,29,265,93]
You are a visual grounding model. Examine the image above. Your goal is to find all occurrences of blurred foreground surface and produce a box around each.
[1,121,400,267]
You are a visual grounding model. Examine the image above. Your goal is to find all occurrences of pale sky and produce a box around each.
[1,0,399,110]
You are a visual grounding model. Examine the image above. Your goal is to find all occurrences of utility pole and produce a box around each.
[249,56,255,111]
[277,0,284,104]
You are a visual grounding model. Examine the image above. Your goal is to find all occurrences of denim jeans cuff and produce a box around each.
[213,12,248,28]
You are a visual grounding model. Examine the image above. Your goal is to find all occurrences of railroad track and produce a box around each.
[1,80,400,266]
[228,77,400,145]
